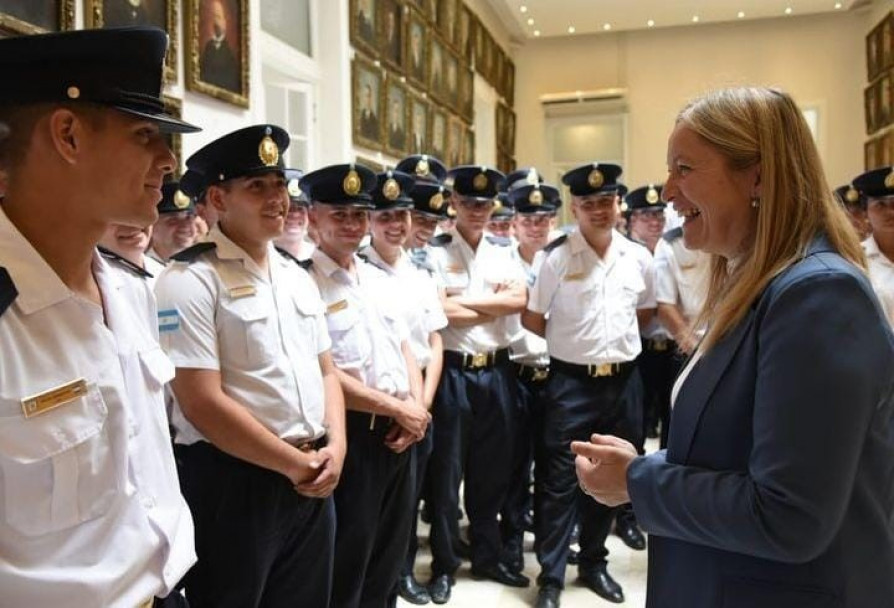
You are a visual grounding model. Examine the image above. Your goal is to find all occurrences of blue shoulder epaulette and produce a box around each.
[97,246,153,279]
[275,246,314,270]
[485,235,512,247]
[543,234,568,253]
[0,267,17,318]
[662,227,683,243]
[429,233,452,247]
[170,242,217,263]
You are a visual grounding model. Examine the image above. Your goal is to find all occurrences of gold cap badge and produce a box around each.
[620,201,629,213]
[588,169,604,189]
[473,172,488,191]
[287,179,302,198]
[383,177,400,200]
[173,190,191,209]
[646,186,660,204]
[845,185,859,203]
[429,192,444,210]
[529,188,543,206]
[66,86,80,99]
[526,169,539,185]
[492,198,503,212]
[343,168,362,196]
[416,157,430,177]
[258,135,279,167]
[447,205,457,217]
[885,170,894,190]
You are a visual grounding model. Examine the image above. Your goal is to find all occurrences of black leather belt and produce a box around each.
[515,362,550,382]
[444,348,511,370]
[549,358,635,379]
[347,410,392,432]
[289,434,328,452]
[642,337,676,352]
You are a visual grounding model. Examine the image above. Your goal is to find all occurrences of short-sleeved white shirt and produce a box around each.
[0,209,195,606]
[155,228,330,445]
[507,245,549,367]
[427,228,527,353]
[863,234,894,328]
[654,233,709,322]
[309,249,411,397]
[527,229,655,365]
[361,245,447,369]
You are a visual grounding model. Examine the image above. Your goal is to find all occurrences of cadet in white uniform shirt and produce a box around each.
[426,165,530,601]
[853,168,894,327]
[302,163,428,608]
[523,163,655,608]
[155,125,346,608]
[0,27,199,608]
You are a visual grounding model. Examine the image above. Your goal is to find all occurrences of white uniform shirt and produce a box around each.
[310,249,410,397]
[508,246,549,367]
[428,228,526,353]
[654,233,709,323]
[0,209,195,607]
[155,228,331,446]
[528,229,656,365]
[361,245,447,369]
[144,254,166,289]
[863,235,894,328]
[146,246,166,267]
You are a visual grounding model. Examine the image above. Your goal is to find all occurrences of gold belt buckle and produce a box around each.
[652,338,668,352]
[532,368,549,381]
[137,599,154,608]
[590,363,612,377]
[469,352,489,368]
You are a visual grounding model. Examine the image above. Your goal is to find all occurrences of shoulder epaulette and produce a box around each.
[358,252,389,273]
[626,234,647,247]
[0,267,18,318]
[485,235,512,247]
[543,234,568,253]
[662,227,683,243]
[170,242,217,263]
[429,233,452,247]
[97,246,153,279]
[275,246,314,270]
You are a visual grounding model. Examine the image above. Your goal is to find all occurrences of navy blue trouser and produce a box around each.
[428,359,520,576]
[176,442,335,608]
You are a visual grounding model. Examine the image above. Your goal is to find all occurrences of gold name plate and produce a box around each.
[21,378,88,419]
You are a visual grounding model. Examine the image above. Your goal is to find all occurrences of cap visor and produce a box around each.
[115,106,201,134]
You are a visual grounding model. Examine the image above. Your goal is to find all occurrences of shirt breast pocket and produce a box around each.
[326,306,368,368]
[556,275,596,312]
[293,298,323,356]
[220,297,277,368]
[0,383,118,537]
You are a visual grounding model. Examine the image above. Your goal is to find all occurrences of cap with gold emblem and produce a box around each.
[446,165,505,201]
[186,124,289,185]
[624,184,666,216]
[562,162,625,197]
[299,163,377,208]
[0,27,199,133]
[284,168,308,207]
[372,170,415,210]
[504,167,545,192]
[156,181,196,214]
[408,182,452,219]
[490,193,515,219]
[396,154,448,185]
[853,167,894,199]
[832,183,866,209]
[508,183,562,215]
[178,169,208,202]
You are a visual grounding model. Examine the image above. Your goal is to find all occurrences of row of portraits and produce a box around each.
[867,12,894,84]
[0,0,250,108]
[495,101,516,155]
[865,129,894,171]
[352,55,473,167]
[865,69,894,136]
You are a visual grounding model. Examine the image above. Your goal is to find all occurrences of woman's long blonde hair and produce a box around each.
[679,87,865,352]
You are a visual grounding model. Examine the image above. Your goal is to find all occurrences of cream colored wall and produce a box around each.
[515,7,888,189]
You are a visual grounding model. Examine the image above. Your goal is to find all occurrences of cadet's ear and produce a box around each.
[47,108,82,165]
[207,184,227,213]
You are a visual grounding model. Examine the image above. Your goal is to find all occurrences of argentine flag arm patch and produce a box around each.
[158,308,181,333]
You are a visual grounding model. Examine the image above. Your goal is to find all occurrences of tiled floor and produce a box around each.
[401,522,649,608]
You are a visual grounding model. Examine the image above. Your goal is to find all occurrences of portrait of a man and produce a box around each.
[462,126,474,164]
[0,0,62,31]
[379,0,402,69]
[407,16,426,87]
[429,37,444,101]
[439,0,456,46]
[386,83,407,155]
[459,67,473,120]
[352,0,376,53]
[198,0,241,93]
[410,98,428,154]
[445,52,459,110]
[101,0,165,27]
[446,118,461,168]
[431,110,446,159]
[458,6,471,57]
[353,58,382,148]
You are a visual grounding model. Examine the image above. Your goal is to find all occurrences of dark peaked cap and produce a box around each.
[186,125,289,184]
[0,27,199,134]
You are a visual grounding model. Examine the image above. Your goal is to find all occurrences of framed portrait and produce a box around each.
[356,156,385,173]
[495,103,506,149]
[865,138,879,171]
[444,49,460,112]
[866,82,879,135]
[425,0,439,24]
[350,0,378,58]
[438,0,458,48]
[883,13,893,72]
[405,9,428,90]
[88,0,178,82]
[185,0,249,107]
[384,77,409,157]
[458,4,472,60]
[879,71,892,131]
[868,23,882,82]
[504,59,515,105]
[429,34,446,103]
[162,95,184,178]
[505,107,516,153]
[408,93,429,154]
[352,54,384,151]
[494,49,506,97]
[462,124,474,164]
[0,1,74,35]
[881,131,894,169]
[459,65,474,121]
[484,34,498,86]
[446,115,463,167]
[429,106,448,160]
[473,14,486,72]
[378,0,403,72]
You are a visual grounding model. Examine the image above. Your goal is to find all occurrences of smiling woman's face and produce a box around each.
[662,123,760,259]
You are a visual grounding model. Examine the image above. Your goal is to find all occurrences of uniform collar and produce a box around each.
[361,244,408,275]
[206,227,276,280]
[569,228,626,264]
[312,246,362,280]
[864,234,882,259]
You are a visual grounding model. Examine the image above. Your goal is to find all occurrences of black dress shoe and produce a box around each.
[535,584,561,608]
[615,519,647,551]
[567,549,579,565]
[398,574,431,605]
[470,562,531,588]
[578,564,624,603]
[428,574,453,605]
[502,538,524,573]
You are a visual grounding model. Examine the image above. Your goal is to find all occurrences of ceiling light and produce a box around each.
[568,25,576,33]
[603,23,612,31]
[647,19,655,27]
[520,5,528,13]
[834,2,842,7]
[527,17,534,25]
[692,15,700,23]
[534,29,541,37]
[737,11,745,18]
[785,7,793,14]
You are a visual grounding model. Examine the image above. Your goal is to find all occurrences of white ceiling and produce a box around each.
[489,0,869,41]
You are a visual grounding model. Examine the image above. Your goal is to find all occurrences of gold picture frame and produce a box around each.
[163,95,184,178]
[378,0,403,72]
[0,1,74,36]
[350,0,379,58]
[185,0,250,108]
[352,53,385,151]
[87,0,178,83]
[405,6,428,90]
[408,91,429,155]
[384,75,410,158]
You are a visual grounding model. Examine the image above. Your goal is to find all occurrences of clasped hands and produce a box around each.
[571,434,638,507]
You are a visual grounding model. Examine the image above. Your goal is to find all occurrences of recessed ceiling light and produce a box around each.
[692,15,700,23]
[527,17,534,25]
[534,29,541,37]
[737,11,745,18]
[603,23,612,31]
[785,7,793,14]
[520,5,528,13]
[647,19,655,27]
[568,25,576,33]
[834,2,842,7]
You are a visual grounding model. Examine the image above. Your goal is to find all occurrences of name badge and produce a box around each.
[563,272,586,281]
[445,265,464,274]
[21,378,88,419]
[229,285,257,299]
[327,299,348,314]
